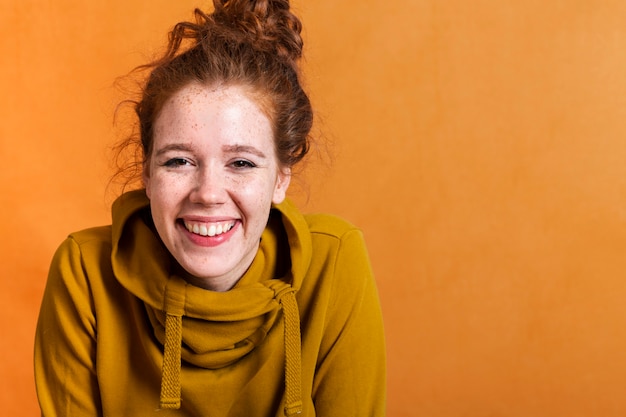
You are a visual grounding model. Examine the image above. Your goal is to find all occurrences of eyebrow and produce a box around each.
[222,144,267,159]
[154,143,194,157]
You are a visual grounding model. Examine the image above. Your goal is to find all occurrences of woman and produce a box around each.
[34,1,386,415]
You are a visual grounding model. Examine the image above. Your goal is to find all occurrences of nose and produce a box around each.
[189,166,227,206]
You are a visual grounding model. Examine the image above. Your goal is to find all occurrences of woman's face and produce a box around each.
[144,83,290,291]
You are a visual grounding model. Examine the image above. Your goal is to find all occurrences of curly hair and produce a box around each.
[114,0,313,187]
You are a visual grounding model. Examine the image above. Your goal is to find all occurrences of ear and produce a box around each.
[272,167,291,204]
[143,160,152,199]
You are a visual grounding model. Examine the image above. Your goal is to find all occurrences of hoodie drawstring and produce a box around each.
[277,289,303,415]
[159,277,186,409]
[160,313,183,409]
[158,279,302,415]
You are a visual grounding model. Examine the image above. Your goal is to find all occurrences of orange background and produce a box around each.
[3,1,626,416]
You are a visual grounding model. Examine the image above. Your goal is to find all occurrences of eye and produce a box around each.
[231,159,257,169]
[164,158,191,167]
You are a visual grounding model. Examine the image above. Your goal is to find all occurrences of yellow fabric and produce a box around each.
[281,293,303,415]
[270,283,303,415]
[160,313,182,409]
[160,276,187,409]
[35,189,386,416]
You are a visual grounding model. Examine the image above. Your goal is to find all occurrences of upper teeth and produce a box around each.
[184,221,235,237]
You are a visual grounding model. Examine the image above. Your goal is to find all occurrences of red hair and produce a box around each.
[115,0,313,186]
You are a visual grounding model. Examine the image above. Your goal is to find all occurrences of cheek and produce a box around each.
[232,180,275,216]
[147,176,186,216]
[241,178,276,201]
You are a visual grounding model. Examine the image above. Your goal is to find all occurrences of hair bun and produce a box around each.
[212,0,303,63]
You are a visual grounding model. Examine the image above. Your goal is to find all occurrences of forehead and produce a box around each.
[153,83,275,146]
[161,83,265,120]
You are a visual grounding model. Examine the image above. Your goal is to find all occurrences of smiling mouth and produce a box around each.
[183,220,236,237]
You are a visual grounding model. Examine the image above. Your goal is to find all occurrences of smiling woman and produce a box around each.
[32,1,385,416]
[145,84,291,292]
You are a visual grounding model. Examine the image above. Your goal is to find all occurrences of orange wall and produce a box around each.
[3,1,626,416]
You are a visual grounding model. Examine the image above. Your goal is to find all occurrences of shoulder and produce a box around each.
[275,199,367,257]
[304,213,362,240]
[45,226,114,303]
[303,213,371,271]
[52,225,113,268]
[67,225,112,247]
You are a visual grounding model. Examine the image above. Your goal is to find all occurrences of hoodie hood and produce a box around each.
[110,189,310,415]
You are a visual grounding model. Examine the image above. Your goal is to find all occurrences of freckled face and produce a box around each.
[143,83,290,291]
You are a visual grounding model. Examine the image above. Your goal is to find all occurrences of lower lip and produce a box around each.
[179,221,239,247]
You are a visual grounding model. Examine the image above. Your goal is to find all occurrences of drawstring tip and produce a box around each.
[285,401,303,415]
[160,398,182,410]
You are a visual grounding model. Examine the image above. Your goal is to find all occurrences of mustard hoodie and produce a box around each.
[35,190,386,416]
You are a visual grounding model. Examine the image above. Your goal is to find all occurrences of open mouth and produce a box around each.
[182,220,236,237]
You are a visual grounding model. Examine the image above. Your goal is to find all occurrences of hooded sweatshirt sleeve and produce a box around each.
[311,227,386,416]
[35,235,103,416]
